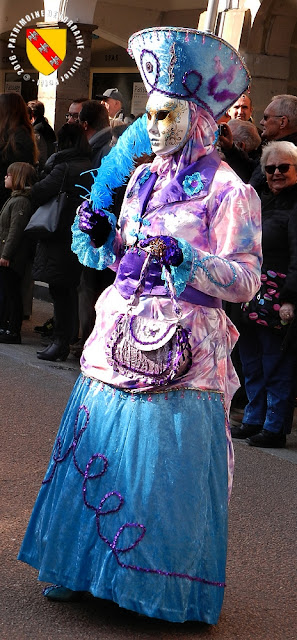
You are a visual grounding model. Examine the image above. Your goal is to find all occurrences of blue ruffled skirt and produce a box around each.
[18,374,228,625]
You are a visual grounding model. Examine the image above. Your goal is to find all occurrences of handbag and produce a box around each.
[107,252,192,386]
[25,164,69,237]
[241,267,289,331]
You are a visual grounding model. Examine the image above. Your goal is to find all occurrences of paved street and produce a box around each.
[0,297,296,640]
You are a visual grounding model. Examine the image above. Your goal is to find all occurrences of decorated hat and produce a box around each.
[128,27,251,120]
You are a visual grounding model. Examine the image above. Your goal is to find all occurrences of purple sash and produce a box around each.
[115,150,222,309]
[114,250,222,308]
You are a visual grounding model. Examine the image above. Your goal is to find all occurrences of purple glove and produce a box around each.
[140,235,183,267]
[78,200,112,248]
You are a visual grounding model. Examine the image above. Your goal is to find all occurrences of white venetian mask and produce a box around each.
[146,93,190,156]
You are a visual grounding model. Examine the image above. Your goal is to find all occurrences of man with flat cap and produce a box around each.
[96,87,124,122]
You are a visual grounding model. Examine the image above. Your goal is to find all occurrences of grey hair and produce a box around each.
[260,140,297,173]
[228,119,261,152]
[271,94,297,128]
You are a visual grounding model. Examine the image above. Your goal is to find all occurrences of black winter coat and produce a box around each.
[259,183,297,307]
[89,127,112,169]
[0,127,36,209]
[31,148,92,287]
[33,118,56,159]
[223,143,261,183]
[253,182,297,350]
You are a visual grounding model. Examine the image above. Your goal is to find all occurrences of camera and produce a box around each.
[218,123,227,136]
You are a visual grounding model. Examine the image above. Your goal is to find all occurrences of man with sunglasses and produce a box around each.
[260,94,297,143]
[249,94,297,190]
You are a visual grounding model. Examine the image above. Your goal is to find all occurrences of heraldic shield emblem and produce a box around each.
[26,28,67,75]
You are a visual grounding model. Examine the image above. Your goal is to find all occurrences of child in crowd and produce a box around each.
[0,162,36,343]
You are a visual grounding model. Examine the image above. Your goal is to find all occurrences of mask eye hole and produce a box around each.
[156,110,169,121]
[147,112,152,121]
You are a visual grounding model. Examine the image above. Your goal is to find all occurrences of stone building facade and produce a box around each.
[0,0,296,128]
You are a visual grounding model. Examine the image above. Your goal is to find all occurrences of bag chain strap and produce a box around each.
[127,249,182,319]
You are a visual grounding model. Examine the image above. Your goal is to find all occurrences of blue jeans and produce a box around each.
[238,324,297,434]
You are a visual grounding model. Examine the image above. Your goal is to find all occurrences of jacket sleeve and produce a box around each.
[223,144,257,183]
[2,199,32,260]
[171,181,262,303]
[31,163,66,208]
[279,208,297,306]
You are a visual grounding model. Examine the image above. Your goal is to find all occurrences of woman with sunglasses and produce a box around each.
[232,140,297,447]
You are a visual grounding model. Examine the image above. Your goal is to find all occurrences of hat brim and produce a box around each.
[95,95,108,101]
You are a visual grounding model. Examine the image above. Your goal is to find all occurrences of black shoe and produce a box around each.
[39,337,51,347]
[37,341,69,362]
[231,423,262,439]
[247,429,286,448]
[34,317,54,336]
[0,330,21,344]
[36,343,52,356]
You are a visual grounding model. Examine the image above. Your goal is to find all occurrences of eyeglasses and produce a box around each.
[265,163,296,174]
[65,112,79,120]
[262,114,284,121]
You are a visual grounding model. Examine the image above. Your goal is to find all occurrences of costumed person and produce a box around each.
[18,28,262,626]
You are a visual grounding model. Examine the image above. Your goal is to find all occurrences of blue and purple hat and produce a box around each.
[128,27,251,120]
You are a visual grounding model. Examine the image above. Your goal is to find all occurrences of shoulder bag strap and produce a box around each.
[58,163,69,195]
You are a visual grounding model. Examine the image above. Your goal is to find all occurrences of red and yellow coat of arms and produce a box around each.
[26,28,67,75]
